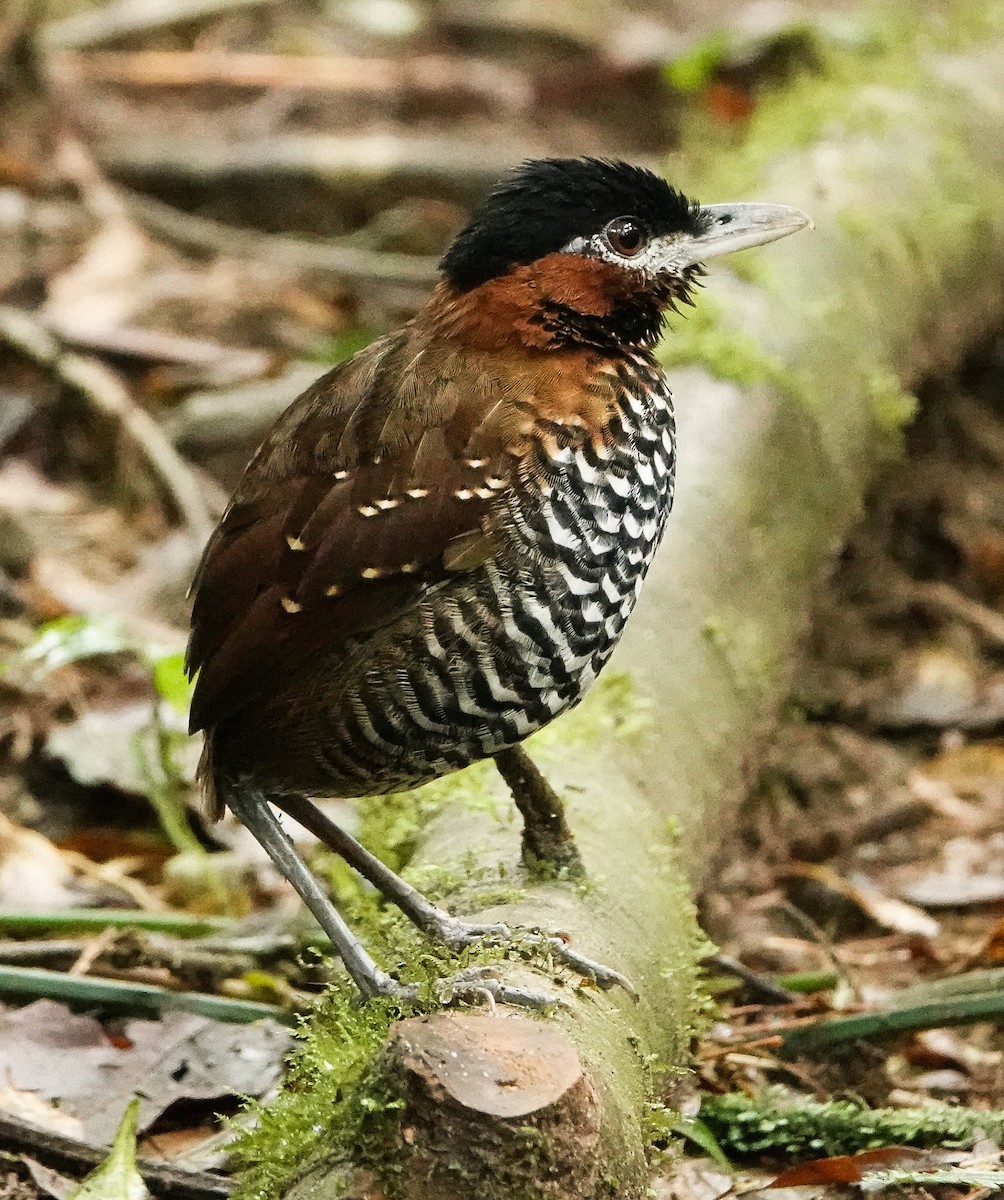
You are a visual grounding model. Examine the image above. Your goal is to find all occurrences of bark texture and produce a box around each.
[276,19,1004,1200]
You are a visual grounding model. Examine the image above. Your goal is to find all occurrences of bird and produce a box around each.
[186,157,810,1007]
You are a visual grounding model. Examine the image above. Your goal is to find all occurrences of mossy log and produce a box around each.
[244,15,1004,1200]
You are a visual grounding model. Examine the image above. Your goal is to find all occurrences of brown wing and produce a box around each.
[186,330,515,734]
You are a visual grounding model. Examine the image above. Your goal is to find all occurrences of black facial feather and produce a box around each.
[440,157,707,293]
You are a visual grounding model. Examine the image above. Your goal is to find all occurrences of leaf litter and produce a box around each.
[665,333,1004,1195]
[0,998,290,1145]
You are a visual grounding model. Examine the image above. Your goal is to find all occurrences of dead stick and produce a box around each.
[55,50,527,107]
[0,306,215,547]
[123,189,439,289]
[38,0,269,54]
[0,1109,232,1200]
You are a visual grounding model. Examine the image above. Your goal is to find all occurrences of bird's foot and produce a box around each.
[526,932,637,998]
[434,965,565,1011]
[365,962,562,1012]
[430,913,636,998]
[245,790,632,1004]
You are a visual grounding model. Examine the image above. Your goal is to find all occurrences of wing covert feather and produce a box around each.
[186,335,513,733]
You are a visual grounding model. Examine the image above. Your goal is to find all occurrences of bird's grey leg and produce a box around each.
[234,786,558,1009]
[227,784,404,1001]
[275,791,507,944]
[275,791,634,996]
[493,746,584,876]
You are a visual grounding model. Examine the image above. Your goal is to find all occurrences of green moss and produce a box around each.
[403,858,525,913]
[231,944,558,1200]
[675,3,1004,204]
[681,953,719,1040]
[353,761,500,876]
[701,1087,1004,1159]
[864,367,918,436]
[658,299,803,402]
[229,991,408,1200]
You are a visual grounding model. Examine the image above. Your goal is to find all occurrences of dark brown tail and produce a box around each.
[196,737,226,822]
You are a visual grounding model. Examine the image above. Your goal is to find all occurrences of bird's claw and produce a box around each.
[366,963,563,1012]
[435,964,564,1011]
[430,914,636,998]
[539,936,638,998]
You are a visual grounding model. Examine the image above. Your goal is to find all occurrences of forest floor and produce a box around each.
[666,334,1004,1199]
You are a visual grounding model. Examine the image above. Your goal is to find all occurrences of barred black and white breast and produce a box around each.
[188,326,675,801]
[309,350,677,792]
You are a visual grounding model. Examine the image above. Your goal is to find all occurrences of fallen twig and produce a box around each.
[89,130,552,203]
[0,305,216,547]
[0,939,84,968]
[0,1109,232,1200]
[38,0,269,54]
[123,188,439,289]
[55,323,272,386]
[55,50,530,110]
[162,363,323,450]
[0,930,293,978]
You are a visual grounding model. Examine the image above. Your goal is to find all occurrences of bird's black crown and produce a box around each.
[440,157,705,293]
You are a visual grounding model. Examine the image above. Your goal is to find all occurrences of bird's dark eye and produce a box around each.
[604,217,646,258]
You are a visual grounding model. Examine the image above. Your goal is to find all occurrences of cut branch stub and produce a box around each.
[393,1012,586,1119]
[383,1012,600,1198]
[288,1013,602,1200]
